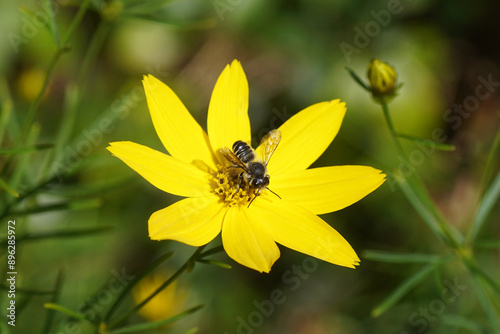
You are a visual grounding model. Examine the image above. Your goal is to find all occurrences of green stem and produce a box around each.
[107,246,207,329]
[77,21,111,93]
[478,126,500,197]
[104,251,175,322]
[17,0,92,145]
[381,102,462,250]
[0,174,59,220]
[381,102,405,157]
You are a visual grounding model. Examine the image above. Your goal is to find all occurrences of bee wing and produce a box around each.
[260,129,281,166]
[220,147,247,170]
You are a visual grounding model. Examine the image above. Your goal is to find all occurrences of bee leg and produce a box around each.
[235,172,245,192]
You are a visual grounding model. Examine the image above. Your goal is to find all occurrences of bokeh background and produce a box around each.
[1,0,499,333]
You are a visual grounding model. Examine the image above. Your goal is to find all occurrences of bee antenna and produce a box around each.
[266,187,281,199]
[247,188,281,208]
[247,189,260,208]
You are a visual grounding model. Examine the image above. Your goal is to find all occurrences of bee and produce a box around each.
[220,129,281,207]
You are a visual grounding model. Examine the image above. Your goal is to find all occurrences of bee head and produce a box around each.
[252,175,269,187]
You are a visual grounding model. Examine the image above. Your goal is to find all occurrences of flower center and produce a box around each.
[214,165,257,207]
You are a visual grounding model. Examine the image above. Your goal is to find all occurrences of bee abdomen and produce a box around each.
[233,140,254,163]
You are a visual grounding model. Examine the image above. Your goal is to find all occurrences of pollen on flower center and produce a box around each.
[214,165,257,207]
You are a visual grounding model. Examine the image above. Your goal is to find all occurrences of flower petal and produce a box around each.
[207,60,251,162]
[252,198,360,268]
[108,141,212,197]
[143,75,217,170]
[222,205,280,273]
[265,100,346,175]
[271,166,386,215]
[149,196,224,246]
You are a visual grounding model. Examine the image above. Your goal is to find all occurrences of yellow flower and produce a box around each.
[132,271,188,322]
[367,58,398,99]
[108,60,385,273]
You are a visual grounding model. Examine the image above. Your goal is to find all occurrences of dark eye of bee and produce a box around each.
[252,176,269,187]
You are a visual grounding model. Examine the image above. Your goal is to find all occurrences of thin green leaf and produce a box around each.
[121,14,216,29]
[44,303,87,321]
[0,78,13,145]
[470,171,500,243]
[108,305,203,334]
[0,320,11,334]
[0,285,54,295]
[200,245,224,258]
[10,124,40,191]
[345,67,371,92]
[470,265,500,295]
[405,173,465,248]
[0,174,59,220]
[0,177,19,197]
[479,125,500,197]
[8,198,101,216]
[45,175,133,198]
[0,143,53,155]
[42,0,60,46]
[441,314,486,333]
[108,246,206,329]
[371,263,436,317]
[104,251,175,321]
[61,0,91,45]
[19,4,56,46]
[363,250,449,264]
[475,239,500,249]
[381,103,463,249]
[396,132,455,151]
[124,0,177,15]
[197,259,232,269]
[393,173,447,243]
[37,84,79,182]
[0,226,112,247]
[17,0,91,145]
[42,269,65,334]
[469,274,500,331]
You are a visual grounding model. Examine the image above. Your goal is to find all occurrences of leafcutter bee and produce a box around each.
[220,129,281,207]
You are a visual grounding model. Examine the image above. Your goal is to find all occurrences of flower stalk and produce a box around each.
[348,59,500,326]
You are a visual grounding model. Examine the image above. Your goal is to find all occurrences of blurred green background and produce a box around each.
[1,0,499,333]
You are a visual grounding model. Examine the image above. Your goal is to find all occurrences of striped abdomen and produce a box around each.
[232,141,255,163]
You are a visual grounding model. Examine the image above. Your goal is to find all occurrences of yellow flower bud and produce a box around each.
[367,59,398,100]
[17,68,47,102]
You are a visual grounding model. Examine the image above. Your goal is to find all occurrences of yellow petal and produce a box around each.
[222,205,280,273]
[149,196,223,246]
[207,60,251,162]
[265,100,346,175]
[272,166,386,215]
[252,198,360,268]
[108,141,212,198]
[143,75,217,171]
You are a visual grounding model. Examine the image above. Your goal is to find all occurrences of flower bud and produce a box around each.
[367,59,398,101]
